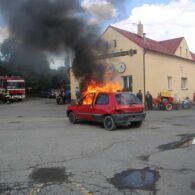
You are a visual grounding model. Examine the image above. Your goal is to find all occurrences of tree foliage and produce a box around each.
[0,38,70,94]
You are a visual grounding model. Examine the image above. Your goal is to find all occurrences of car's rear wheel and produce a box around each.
[68,112,77,124]
[104,116,116,131]
[131,121,142,128]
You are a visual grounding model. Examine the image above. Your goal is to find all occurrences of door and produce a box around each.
[75,93,95,120]
[92,93,110,121]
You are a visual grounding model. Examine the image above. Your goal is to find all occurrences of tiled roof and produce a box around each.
[190,52,195,61]
[110,25,195,61]
[159,37,183,54]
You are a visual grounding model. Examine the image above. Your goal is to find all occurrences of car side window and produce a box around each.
[95,94,109,105]
[82,93,95,105]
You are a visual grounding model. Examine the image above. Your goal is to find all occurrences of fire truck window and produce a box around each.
[7,82,25,89]
[95,94,109,105]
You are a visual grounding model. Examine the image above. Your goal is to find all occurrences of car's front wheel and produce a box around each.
[68,112,77,124]
[104,116,116,131]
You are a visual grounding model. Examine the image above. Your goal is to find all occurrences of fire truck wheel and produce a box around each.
[104,115,116,131]
[68,112,77,124]
[165,102,173,111]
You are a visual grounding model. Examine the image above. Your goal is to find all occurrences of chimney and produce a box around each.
[137,21,144,37]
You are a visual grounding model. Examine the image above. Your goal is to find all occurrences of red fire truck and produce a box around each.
[0,76,26,102]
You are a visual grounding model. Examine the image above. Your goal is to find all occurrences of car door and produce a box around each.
[75,93,95,120]
[92,93,110,122]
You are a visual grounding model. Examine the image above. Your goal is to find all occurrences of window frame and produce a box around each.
[167,76,173,91]
[113,40,117,48]
[181,77,188,90]
[186,48,188,57]
[122,75,133,92]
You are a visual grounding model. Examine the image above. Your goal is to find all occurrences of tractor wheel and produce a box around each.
[165,102,173,111]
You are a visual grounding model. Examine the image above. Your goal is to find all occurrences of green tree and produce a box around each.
[0,38,70,95]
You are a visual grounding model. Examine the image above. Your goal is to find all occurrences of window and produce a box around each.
[181,77,188,90]
[167,76,172,90]
[180,46,182,56]
[7,81,25,89]
[105,41,109,49]
[113,40,117,48]
[122,76,133,91]
[82,93,95,105]
[115,93,141,105]
[95,94,109,105]
[186,49,188,57]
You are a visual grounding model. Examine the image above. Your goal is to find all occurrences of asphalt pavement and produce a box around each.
[0,98,195,195]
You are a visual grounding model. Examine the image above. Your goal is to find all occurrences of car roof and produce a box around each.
[96,91,134,95]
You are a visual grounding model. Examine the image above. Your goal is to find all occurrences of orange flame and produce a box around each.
[82,80,123,105]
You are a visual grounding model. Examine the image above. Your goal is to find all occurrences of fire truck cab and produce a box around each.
[0,76,26,101]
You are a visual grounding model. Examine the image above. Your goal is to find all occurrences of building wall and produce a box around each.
[145,50,195,100]
[70,27,195,101]
[98,27,145,94]
[70,69,79,100]
[70,27,145,99]
[174,38,192,60]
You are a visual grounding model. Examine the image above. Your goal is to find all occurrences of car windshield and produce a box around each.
[7,81,25,89]
[115,93,141,105]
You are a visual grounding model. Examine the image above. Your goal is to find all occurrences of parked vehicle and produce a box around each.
[0,76,25,102]
[39,89,57,98]
[153,91,176,111]
[66,91,146,130]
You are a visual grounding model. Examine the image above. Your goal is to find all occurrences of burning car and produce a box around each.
[66,82,146,130]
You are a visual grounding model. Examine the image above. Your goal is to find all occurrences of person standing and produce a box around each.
[145,91,153,110]
[136,90,143,103]
[75,87,81,103]
[65,89,71,104]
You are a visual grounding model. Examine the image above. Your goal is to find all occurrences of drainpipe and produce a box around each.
[143,48,146,103]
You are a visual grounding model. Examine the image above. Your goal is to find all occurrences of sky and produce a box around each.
[82,0,195,53]
[112,0,195,52]
[0,0,195,68]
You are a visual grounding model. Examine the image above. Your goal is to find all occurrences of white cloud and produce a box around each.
[82,0,117,21]
[0,27,9,43]
[47,50,74,69]
[47,52,65,69]
[113,0,195,52]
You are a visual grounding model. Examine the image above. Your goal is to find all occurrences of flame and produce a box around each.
[82,80,123,105]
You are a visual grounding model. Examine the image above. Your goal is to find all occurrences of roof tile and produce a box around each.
[110,26,195,61]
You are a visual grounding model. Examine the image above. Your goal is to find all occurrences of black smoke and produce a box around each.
[0,0,106,84]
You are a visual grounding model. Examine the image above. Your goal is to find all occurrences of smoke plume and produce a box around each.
[0,0,106,84]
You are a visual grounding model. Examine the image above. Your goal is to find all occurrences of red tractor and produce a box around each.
[153,92,176,111]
